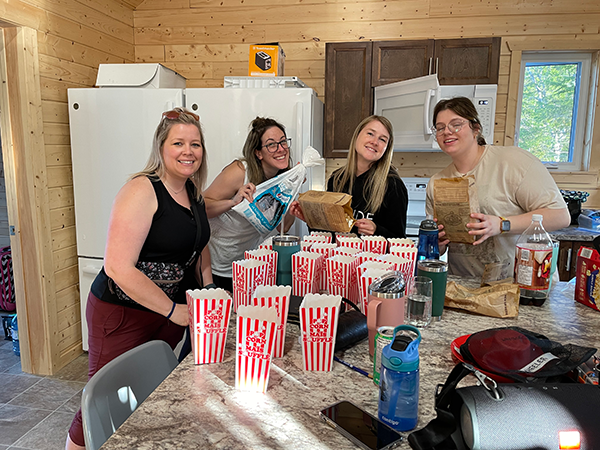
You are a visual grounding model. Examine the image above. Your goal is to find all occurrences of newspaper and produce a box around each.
[298,190,355,233]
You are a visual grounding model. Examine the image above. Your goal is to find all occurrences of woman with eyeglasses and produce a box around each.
[204,116,295,292]
[426,96,569,278]
[66,108,213,450]
[290,115,408,239]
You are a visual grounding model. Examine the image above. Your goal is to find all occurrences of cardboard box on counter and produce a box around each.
[249,43,285,77]
[574,246,600,312]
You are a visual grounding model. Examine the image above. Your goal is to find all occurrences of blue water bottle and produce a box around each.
[417,217,440,263]
[11,314,20,357]
[378,324,421,431]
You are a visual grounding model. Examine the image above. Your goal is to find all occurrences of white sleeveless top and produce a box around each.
[208,161,274,277]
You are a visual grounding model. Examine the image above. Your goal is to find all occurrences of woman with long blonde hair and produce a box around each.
[290,115,408,238]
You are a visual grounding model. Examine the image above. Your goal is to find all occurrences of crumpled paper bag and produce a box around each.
[445,281,520,318]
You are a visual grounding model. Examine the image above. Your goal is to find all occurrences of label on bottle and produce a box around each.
[515,245,552,290]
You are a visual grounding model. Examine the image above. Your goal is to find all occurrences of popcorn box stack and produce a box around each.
[232,259,269,312]
[377,254,413,281]
[334,246,362,257]
[235,305,279,393]
[358,268,393,316]
[310,231,333,243]
[250,285,291,358]
[310,242,338,292]
[186,288,232,365]
[292,251,324,297]
[326,254,360,309]
[299,294,342,371]
[355,251,383,266]
[389,245,418,275]
[356,259,395,281]
[245,248,278,286]
[388,238,416,248]
[302,234,331,252]
[361,235,388,254]
[336,235,363,251]
[258,236,273,250]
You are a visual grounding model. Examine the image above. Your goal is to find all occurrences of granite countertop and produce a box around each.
[549,224,599,241]
[102,282,600,450]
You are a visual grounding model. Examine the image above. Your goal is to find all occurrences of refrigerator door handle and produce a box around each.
[82,264,103,275]
[294,101,304,159]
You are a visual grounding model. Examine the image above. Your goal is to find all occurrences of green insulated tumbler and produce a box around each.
[416,260,448,321]
[272,235,300,286]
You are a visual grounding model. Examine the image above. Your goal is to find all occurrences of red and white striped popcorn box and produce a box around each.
[361,235,388,254]
[334,246,362,257]
[355,251,386,266]
[258,236,273,251]
[250,285,291,359]
[299,294,342,372]
[377,254,413,280]
[301,241,313,252]
[336,235,364,251]
[388,246,418,275]
[232,259,268,312]
[388,238,416,248]
[244,248,278,286]
[326,255,360,310]
[309,243,337,292]
[310,231,333,244]
[235,305,278,393]
[356,260,395,281]
[304,234,330,246]
[335,232,358,239]
[186,288,232,365]
[358,268,394,317]
[292,251,323,297]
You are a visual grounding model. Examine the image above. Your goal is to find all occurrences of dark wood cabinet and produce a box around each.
[434,38,501,85]
[324,42,373,158]
[371,40,434,87]
[557,240,588,281]
[324,37,501,157]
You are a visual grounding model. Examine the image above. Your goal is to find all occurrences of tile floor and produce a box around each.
[0,336,89,450]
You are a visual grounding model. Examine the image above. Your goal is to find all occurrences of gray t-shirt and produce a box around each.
[426,145,566,278]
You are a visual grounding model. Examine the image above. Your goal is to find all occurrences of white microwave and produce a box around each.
[374,74,497,151]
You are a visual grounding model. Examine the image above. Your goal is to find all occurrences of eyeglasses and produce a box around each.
[431,120,469,135]
[162,110,200,122]
[262,138,291,153]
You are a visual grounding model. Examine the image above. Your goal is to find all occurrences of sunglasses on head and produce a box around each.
[162,110,199,122]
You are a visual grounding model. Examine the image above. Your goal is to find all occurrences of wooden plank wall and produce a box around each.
[134,0,600,205]
[0,0,134,373]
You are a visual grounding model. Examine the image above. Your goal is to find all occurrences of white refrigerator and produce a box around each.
[69,67,324,350]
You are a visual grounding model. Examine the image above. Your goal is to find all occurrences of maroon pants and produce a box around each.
[68,292,185,446]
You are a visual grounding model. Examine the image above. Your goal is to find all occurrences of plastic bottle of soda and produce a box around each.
[514,214,553,306]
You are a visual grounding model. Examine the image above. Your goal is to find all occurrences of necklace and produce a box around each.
[163,179,185,195]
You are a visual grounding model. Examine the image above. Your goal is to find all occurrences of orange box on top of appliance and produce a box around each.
[249,43,285,77]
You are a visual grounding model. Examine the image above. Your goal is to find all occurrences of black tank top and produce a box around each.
[91,177,210,308]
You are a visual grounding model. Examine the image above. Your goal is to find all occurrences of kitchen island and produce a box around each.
[101,281,599,449]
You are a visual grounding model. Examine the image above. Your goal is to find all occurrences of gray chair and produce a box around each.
[81,340,179,450]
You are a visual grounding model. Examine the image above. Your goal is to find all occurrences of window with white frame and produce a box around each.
[515,51,596,171]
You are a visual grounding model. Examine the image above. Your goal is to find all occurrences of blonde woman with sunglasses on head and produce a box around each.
[204,116,295,292]
[426,97,570,279]
[66,108,214,450]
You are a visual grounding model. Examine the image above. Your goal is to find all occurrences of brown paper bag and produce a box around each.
[433,176,480,244]
[444,281,520,318]
[298,190,355,232]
